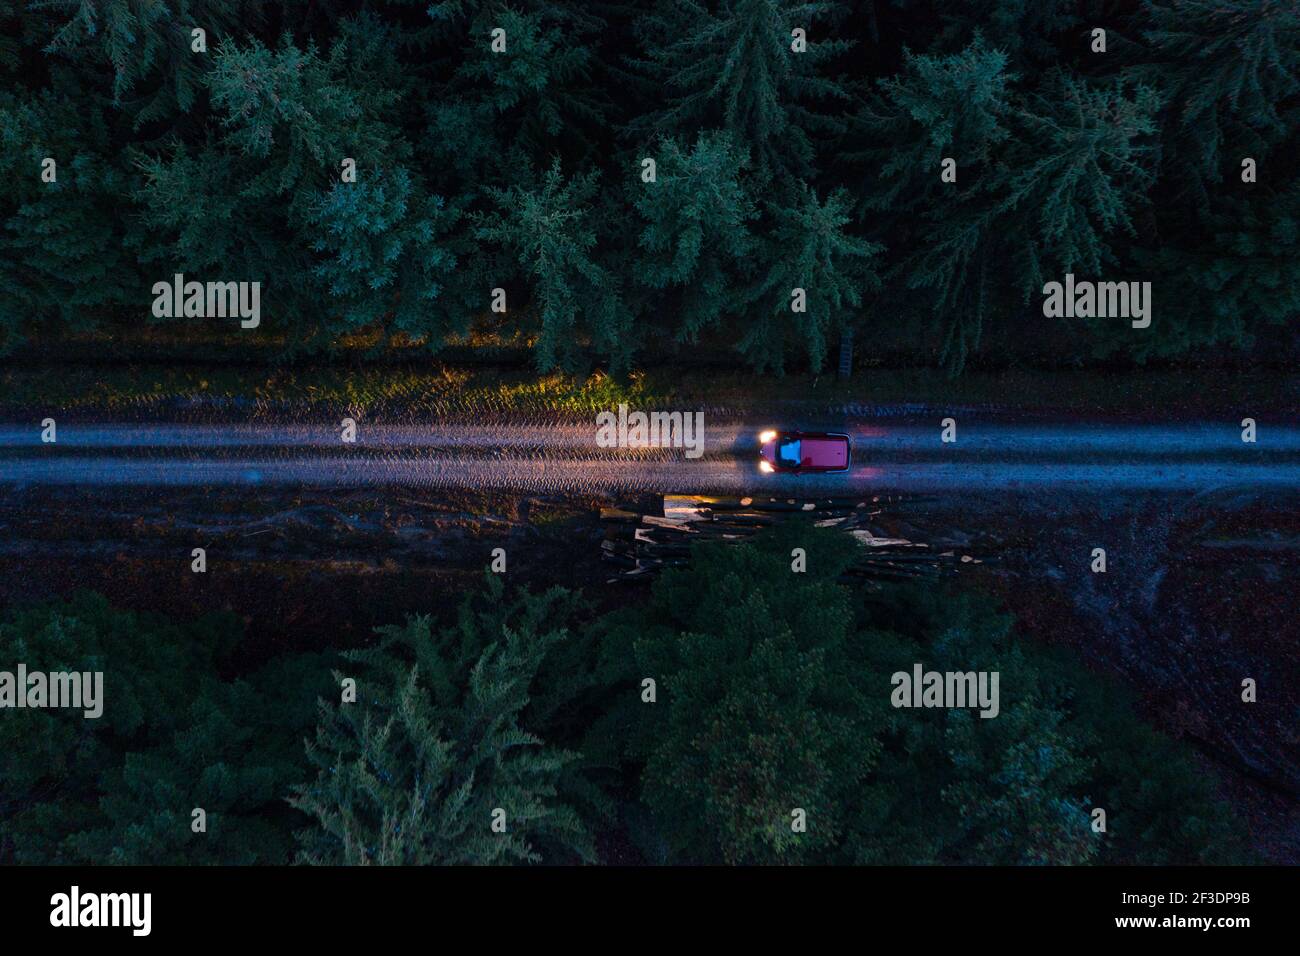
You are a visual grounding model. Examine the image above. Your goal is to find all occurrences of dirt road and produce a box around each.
[2,418,1297,494]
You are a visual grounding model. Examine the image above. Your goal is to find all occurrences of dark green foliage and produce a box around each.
[438,6,609,163]
[289,580,595,865]
[41,0,261,124]
[421,1,612,196]
[346,573,599,746]
[475,159,630,371]
[4,0,1297,367]
[844,587,1100,865]
[0,593,326,864]
[630,0,854,184]
[1116,183,1300,358]
[889,64,1160,371]
[305,168,462,343]
[596,523,874,863]
[202,34,393,191]
[289,663,591,865]
[127,15,479,345]
[631,132,758,343]
[1014,75,1161,278]
[595,526,1247,865]
[1136,0,1300,200]
[852,39,1014,223]
[742,185,882,373]
[1045,650,1250,866]
[67,654,334,864]
[4,551,1250,866]
[0,86,138,351]
[921,0,1083,64]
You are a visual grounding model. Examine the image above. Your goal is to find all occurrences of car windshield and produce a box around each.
[776,439,801,466]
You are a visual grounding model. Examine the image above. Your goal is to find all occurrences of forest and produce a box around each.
[1,0,1297,373]
[0,527,1250,865]
[0,0,1292,870]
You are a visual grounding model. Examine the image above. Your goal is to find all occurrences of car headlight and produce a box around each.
[758,430,777,444]
[759,460,774,473]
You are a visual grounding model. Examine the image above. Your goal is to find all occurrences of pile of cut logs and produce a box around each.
[600,494,981,583]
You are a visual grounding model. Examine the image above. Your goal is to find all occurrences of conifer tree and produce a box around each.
[630,0,854,184]
[347,576,610,817]
[595,527,1245,865]
[901,71,1159,371]
[0,0,1294,368]
[305,168,463,344]
[1134,0,1300,202]
[41,0,260,124]
[743,186,881,373]
[597,523,878,864]
[630,132,758,345]
[843,589,1099,865]
[0,87,137,351]
[1120,183,1300,359]
[0,594,315,865]
[426,4,610,180]
[290,625,593,865]
[1014,74,1160,279]
[474,159,630,371]
[67,655,333,865]
[132,21,458,345]
[851,39,1013,224]
[925,0,1081,64]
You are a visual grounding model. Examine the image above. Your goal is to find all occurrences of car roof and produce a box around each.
[797,435,848,467]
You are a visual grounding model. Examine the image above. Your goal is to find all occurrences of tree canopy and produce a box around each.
[1,0,1293,367]
[590,525,1246,865]
[1,537,1248,865]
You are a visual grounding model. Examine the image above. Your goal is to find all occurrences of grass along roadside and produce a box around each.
[1,362,1294,420]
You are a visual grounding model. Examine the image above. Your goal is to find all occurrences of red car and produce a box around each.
[758,430,851,474]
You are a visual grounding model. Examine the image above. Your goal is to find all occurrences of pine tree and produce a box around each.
[342,576,610,820]
[347,574,594,739]
[845,590,1100,865]
[202,30,399,207]
[630,132,758,345]
[0,593,288,864]
[474,159,630,371]
[841,39,1011,370]
[426,0,607,35]
[630,0,854,184]
[427,5,610,179]
[925,0,1082,64]
[40,0,261,125]
[133,21,436,345]
[3,0,1295,369]
[290,635,593,865]
[0,86,137,351]
[1015,74,1160,279]
[902,71,1160,371]
[851,39,1014,223]
[305,167,463,344]
[1134,0,1300,202]
[843,583,1245,865]
[597,523,878,864]
[67,655,333,865]
[1119,183,1300,359]
[742,185,881,373]
[594,526,1245,864]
